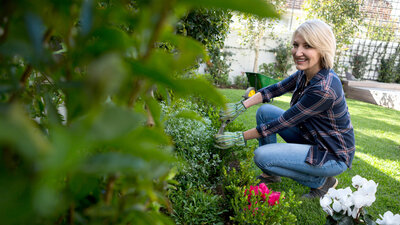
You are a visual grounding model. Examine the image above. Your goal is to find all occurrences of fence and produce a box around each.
[333,0,400,80]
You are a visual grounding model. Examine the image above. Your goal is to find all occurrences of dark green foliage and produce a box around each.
[233,74,249,89]
[177,8,232,51]
[259,62,282,79]
[177,8,234,86]
[269,41,293,77]
[378,46,400,83]
[205,48,234,87]
[169,186,226,225]
[351,54,368,79]
[259,40,292,79]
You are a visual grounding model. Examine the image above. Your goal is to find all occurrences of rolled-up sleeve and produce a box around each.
[258,71,298,103]
[256,85,334,137]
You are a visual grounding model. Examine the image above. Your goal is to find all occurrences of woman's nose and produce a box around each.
[294,47,303,56]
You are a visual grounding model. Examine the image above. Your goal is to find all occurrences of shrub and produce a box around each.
[259,62,282,79]
[205,48,234,87]
[230,184,300,224]
[233,74,249,89]
[270,41,293,77]
[169,186,226,225]
[162,100,222,188]
[351,54,368,80]
[378,57,397,83]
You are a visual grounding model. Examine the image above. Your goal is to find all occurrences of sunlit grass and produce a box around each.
[219,88,400,224]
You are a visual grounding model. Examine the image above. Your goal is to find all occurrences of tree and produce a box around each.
[177,8,233,86]
[237,0,286,72]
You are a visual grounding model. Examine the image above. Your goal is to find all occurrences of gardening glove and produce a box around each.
[214,132,246,149]
[219,100,247,121]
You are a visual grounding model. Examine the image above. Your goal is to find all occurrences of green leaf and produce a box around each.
[174,109,204,122]
[0,104,50,160]
[177,0,279,18]
[338,216,355,225]
[364,214,377,225]
[80,152,150,175]
[86,104,144,141]
[174,78,225,106]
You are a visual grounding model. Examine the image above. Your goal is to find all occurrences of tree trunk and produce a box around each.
[252,24,265,73]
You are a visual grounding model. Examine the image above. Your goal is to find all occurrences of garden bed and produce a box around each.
[343,80,400,111]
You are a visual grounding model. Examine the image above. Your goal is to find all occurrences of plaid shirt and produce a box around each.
[256,68,355,168]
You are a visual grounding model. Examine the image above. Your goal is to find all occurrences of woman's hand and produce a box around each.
[219,101,246,121]
[214,132,246,149]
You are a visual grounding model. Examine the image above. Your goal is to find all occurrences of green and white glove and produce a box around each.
[219,101,247,121]
[214,132,246,149]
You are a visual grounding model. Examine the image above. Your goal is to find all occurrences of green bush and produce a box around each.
[162,99,222,189]
[233,74,249,89]
[270,41,293,77]
[351,54,368,79]
[378,57,397,83]
[169,186,226,225]
[259,62,282,79]
[205,48,234,87]
[230,187,300,224]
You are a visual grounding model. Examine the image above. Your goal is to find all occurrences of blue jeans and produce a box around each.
[254,104,347,188]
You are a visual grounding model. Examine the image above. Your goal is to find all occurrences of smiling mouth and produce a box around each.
[296,59,307,64]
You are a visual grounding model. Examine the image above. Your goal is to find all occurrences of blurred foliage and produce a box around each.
[0,0,276,224]
[233,74,249,89]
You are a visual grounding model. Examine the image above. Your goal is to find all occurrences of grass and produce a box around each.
[218,88,400,224]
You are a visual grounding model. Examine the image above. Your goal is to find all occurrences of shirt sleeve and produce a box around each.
[256,84,335,137]
[258,71,299,103]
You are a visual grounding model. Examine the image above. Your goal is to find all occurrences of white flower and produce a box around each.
[320,196,332,208]
[327,188,338,199]
[332,199,343,212]
[359,180,378,196]
[352,175,368,189]
[323,206,334,217]
[352,191,365,208]
[376,211,400,225]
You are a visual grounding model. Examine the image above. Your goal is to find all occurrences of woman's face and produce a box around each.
[291,34,322,77]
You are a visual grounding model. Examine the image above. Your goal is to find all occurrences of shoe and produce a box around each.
[256,173,281,184]
[302,177,338,199]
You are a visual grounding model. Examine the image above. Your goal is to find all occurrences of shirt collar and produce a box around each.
[302,68,330,86]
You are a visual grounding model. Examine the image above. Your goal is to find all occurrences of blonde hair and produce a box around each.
[292,19,336,69]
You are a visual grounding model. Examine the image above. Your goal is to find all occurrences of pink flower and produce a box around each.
[244,183,281,210]
[268,191,281,206]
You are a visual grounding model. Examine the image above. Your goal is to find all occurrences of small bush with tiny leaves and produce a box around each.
[169,186,226,225]
[162,100,222,188]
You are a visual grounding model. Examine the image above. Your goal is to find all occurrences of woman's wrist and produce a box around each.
[243,128,262,140]
[243,92,263,109]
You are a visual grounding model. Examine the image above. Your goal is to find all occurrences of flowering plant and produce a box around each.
[244,183,281,209]
[230,183,300,224]
[320,175,400,225]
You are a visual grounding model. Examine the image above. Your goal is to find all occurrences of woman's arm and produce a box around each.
[243,92,263,109]
[243,128,261,140]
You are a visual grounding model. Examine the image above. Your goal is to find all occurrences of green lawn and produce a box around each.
[218,88,400,224]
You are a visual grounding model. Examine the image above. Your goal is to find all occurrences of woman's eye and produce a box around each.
[293,43,298,48]
[304,44,311,49]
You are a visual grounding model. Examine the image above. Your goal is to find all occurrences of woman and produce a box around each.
[215,19,355,198]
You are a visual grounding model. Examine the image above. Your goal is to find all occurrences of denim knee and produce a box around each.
[253,147,268,168]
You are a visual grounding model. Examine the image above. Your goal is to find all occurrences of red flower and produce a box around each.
[244,183,281,210]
